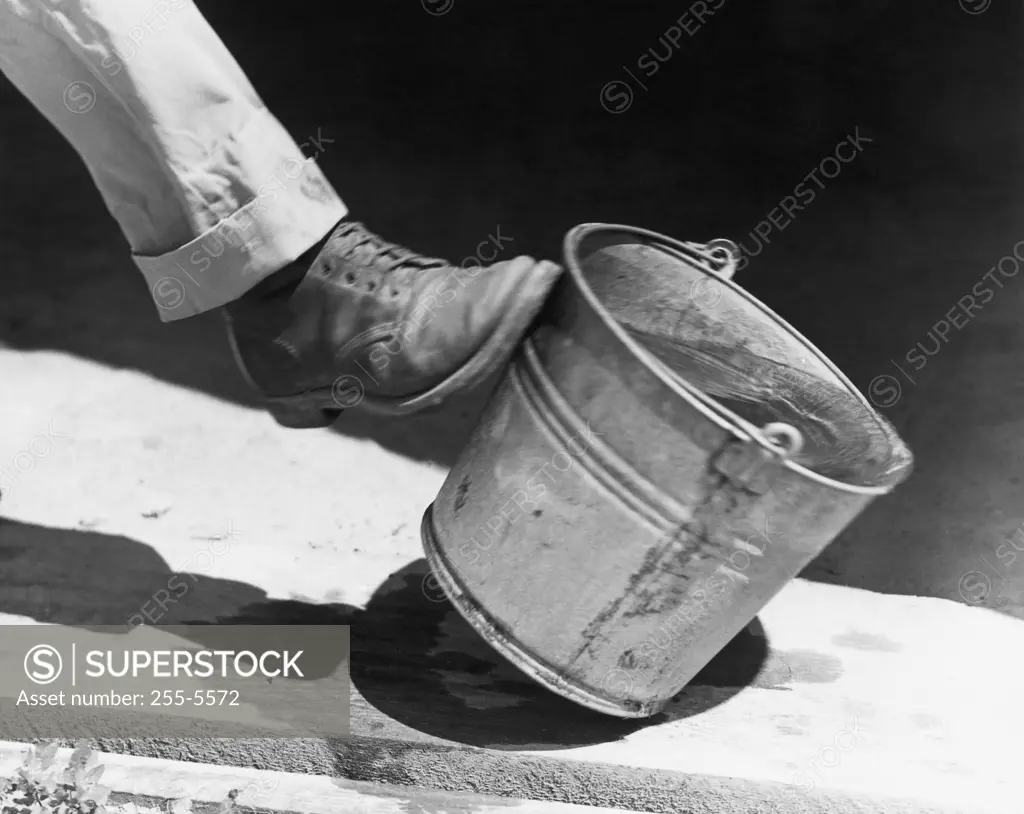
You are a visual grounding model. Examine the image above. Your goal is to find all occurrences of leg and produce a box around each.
[0,0,346,320]
[0,0,561,425]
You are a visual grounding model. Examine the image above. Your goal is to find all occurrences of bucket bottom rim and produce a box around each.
[420,504,664,720]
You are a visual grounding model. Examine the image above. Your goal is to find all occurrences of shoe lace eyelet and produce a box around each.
[390,288,399,298]
[344,271,356,284]
[320,262,331,276]
[366,281,376,292]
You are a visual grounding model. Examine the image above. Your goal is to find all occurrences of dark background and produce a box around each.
[1,0,1021,614]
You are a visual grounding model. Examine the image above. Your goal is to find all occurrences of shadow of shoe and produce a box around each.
[0,518,275,627]
[0,518,355,676]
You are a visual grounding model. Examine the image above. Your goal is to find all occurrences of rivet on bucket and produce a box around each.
[760,422,804,458]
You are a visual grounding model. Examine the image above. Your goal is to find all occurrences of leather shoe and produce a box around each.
[224,220,562,427]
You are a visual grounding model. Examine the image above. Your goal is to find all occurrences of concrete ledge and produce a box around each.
[0,738,1000,814]
[0,741,639,814]
[56,577,1015,814]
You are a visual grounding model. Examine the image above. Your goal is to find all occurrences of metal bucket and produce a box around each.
[421,223,913,718]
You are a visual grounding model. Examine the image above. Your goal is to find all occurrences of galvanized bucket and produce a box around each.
[421,223,912,718]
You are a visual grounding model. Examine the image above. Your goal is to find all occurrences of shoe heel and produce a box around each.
[267,401,343,429]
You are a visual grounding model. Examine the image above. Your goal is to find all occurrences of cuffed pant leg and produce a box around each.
[0,0,347,320]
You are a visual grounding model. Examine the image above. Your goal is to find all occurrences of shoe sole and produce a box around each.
[227,259,563,428]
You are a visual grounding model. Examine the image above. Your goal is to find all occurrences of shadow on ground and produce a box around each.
[1,519,769,748]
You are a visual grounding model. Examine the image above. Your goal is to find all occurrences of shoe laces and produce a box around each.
[336,221,448,273]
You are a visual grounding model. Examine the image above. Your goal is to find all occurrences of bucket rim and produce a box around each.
[561,222,910,495]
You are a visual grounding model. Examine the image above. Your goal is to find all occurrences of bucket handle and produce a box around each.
[681,238,740,281]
